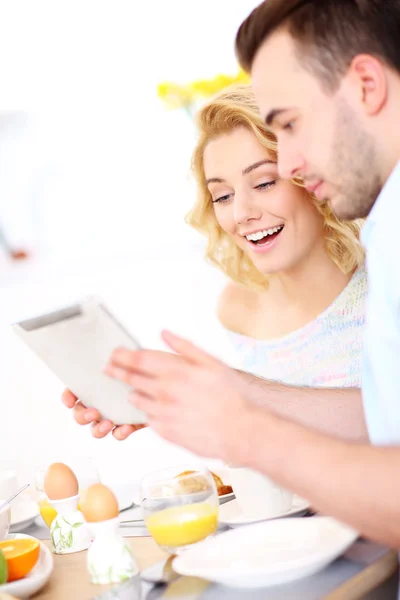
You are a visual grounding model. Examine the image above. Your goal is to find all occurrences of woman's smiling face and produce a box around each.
[203,126,325,275]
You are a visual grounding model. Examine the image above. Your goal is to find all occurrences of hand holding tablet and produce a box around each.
[12,297,147,426]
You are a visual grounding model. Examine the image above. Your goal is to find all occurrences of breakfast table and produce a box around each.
[31,535,397,600]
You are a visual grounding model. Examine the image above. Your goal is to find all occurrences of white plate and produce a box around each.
[219,495,309,527]
[119,505,144,527]
[10,498,39,533]
[0,533,53,598]
[173,516,358,588]
[110,483,138,512]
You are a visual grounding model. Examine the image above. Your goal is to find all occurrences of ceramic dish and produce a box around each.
[173,516,358,588]
[219,495,309,528]
[0,533,53,598]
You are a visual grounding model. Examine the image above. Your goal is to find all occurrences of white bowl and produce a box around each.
[10,497,39,533]
[0,534,53,599]
[0,503,11,540]
[228,467,292,519]
[173,516,358,589]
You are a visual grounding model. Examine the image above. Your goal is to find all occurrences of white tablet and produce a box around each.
[12,297,147,425]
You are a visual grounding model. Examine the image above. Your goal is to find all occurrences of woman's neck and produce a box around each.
[221,247,357,341]
[268,250,354,318]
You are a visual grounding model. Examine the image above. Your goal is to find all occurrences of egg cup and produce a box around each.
[86,517,139,584]
[49,494,91,554]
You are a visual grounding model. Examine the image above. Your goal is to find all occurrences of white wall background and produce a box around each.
[0,0,259,259]
[0,1,258,488]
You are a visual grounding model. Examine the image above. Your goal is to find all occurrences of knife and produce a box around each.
[141,556,180,585]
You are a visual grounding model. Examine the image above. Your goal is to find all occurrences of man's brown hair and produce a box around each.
[236,0,400,91]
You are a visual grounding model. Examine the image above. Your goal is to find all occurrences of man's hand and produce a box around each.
[61,389,146,440]
[104,330,258,461]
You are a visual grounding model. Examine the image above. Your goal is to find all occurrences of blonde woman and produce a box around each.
[188,84,367,387]
[63,85,368,440]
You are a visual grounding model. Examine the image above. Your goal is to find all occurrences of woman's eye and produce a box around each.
[213,194,232,203]
[256,180,276,190]
[283,121,294,131]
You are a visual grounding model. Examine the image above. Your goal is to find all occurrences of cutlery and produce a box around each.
[141,556,180,585]
[0,484,30,512]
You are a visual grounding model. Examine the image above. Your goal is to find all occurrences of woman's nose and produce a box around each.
[233,192,262,225]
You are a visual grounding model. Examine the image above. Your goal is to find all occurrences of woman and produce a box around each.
[187,84,366,387]
[63,84,367,437]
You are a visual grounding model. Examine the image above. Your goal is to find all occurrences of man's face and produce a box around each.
[251,29,382,219]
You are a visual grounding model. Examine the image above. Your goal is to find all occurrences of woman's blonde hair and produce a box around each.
[187,83,365,289]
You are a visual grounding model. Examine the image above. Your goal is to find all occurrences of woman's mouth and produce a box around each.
[245,225,284,251]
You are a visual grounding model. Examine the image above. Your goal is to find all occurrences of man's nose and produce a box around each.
[277,141,304,180]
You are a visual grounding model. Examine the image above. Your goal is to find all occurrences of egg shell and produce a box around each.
[44,463,79,500]
[80,483,119,522]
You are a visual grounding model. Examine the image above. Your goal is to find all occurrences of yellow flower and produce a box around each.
[190,70,251,97]
[157,82,194,110]
[157,69,251,112]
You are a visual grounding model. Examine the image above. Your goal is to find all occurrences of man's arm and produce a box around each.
[238,409,400,547]
[237,371,368,442]
[63,376,367,442]
[104,335,399,548]
[220,282,368,442]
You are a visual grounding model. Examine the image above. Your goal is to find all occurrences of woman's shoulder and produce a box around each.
[340,265,368,306]
[217,282,262,332]
[324,265,368,328]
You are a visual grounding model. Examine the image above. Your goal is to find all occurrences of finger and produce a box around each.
[130,391,165,420]
[161,330,222,367]
[105,367,165,401]
[91,420,114,438]
[62,388,78,408]
[107,348,185,377]
[103,364,136,386]
[146,416,174,443]
[112,424,139,441]
[73,403,101,425]
[127,373,167,399]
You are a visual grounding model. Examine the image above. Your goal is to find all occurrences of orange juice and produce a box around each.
[38,499,57,528]
[146,502,218,548]
[38,488,87,528]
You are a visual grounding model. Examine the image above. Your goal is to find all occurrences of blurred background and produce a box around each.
[1,0,259,487]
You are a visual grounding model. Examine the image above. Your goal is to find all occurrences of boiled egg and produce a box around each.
[80,483,120,523]
[44,463,79,500]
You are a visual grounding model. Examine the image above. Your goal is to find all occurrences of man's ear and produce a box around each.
[347,54,388,116]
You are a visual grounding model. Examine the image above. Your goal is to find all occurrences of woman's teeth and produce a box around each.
[245,225,284,242]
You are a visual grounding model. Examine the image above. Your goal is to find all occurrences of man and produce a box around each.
[65,0,400,548]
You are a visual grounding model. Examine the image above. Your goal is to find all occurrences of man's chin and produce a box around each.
[328,193,361,220]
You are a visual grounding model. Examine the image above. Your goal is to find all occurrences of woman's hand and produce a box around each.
[61,389,146,440]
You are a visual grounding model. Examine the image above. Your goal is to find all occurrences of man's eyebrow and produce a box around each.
[265,108,289,126]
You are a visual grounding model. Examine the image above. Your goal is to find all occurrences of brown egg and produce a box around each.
[80,484,119,523]
[44,463,79,500]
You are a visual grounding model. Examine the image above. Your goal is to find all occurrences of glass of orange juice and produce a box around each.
[140,465,219,555]
[34,458,101,528]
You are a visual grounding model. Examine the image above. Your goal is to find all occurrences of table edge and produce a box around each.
[323,550,398,600]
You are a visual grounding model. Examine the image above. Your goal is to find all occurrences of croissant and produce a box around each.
[176,470,233,497]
